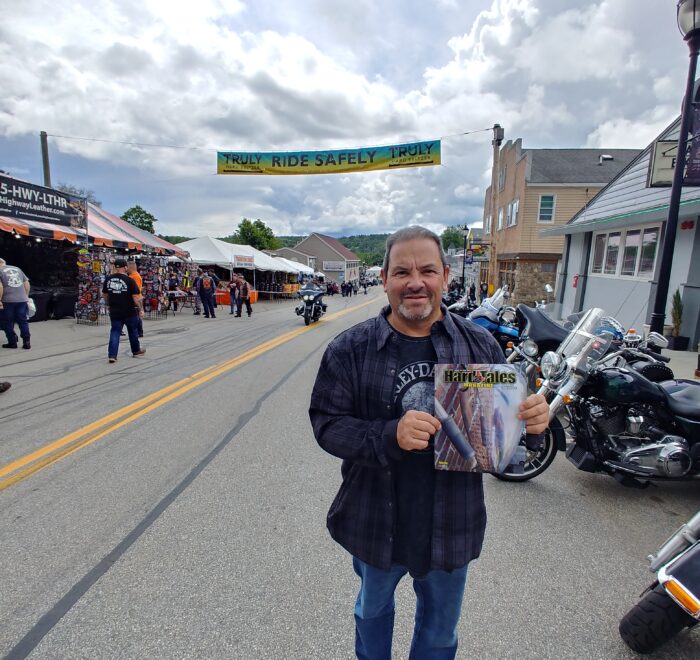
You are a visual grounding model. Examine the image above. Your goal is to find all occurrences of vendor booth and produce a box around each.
[0,174,187,323]
[176,236,300,302]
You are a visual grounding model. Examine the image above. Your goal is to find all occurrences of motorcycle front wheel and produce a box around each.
[492,415,564,482]
[619,583,696,654]
[304,310,311,326]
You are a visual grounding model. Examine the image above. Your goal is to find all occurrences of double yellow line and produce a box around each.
[0,299,377,491]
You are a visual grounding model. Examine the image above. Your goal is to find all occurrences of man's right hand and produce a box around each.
[396,410,441,451]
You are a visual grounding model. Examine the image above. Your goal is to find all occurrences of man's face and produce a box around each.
[381,238,448,324]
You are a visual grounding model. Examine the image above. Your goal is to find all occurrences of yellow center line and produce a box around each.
[0,298,379,491]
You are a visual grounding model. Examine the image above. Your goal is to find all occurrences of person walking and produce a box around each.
[0,257,31,350]
[192,269,203,315]
[197,270,216,318]
[309,226,548,660]
[102,258,145,363]
[229,277,239,315]
[126,260,144,337]
[235,275,252,317]
[167,271,180,312]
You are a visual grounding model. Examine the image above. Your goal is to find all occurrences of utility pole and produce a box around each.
[40,131,52,188]
[488,123,504,292]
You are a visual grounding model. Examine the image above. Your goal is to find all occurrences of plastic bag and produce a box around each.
[27,298,36,319]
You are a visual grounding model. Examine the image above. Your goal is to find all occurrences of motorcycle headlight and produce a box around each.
[501,307,516,324]
[303,295,310,301]
[541,352,564,380]
[520,339,538,358]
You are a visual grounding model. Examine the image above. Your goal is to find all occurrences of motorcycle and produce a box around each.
[620,510,700,653]
[466,288,519,352]
[523,308,700,486]
[295,285,326,326]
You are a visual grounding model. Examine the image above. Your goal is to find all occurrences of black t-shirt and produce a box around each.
[103,273,139,319]
[391,332,437,578]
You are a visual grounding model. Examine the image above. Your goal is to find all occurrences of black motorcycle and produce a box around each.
[620,510,700,653]
[295,285,326,326]
[527,308,700,487]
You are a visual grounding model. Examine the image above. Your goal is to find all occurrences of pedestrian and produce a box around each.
[208,269,220,308]
[126,260,144,337]
[480,281,488,302]
[0,257,31,350]
[197,270,216,318]
[236,275,252,317]
[102,258,145,363]
[469,282,476,303]
[229,276,239,315]
[192,269,203,315]
[309,225,548,659]
[167,271,180,312]
[0,381,10,393]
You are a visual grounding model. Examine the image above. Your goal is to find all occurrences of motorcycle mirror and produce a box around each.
[646,332,668,349]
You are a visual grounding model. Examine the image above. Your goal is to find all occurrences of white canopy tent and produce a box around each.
[177,236,298,273]
[366,266,382,276]
[275,256,314,275]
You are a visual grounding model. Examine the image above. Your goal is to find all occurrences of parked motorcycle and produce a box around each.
[466,288,519,352]
[295,285,326,325]
[523,308,700,487]
[620,510,700,653]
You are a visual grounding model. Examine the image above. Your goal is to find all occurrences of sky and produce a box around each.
[0,0,690,239]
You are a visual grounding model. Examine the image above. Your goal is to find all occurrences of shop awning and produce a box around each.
[0,204,187,257]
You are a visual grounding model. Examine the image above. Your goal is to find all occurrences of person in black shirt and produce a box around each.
[102,258,145,363]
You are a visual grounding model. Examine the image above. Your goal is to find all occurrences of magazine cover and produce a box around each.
[434,363,526,473]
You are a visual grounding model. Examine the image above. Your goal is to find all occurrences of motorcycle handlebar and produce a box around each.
[639,347,671,363]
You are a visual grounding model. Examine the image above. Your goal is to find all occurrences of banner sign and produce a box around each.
[234,255,255,268]
[322,261,345,271]
[217,140,441,175]
[0,174,87,228]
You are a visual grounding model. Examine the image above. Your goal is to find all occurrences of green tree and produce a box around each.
[223,218,281,250]
[441,226,468,252]
[121,205,158,234]
[55,183,102,207]
[158,234,192,244]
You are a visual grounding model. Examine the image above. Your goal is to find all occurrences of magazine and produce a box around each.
[434,363,527,473]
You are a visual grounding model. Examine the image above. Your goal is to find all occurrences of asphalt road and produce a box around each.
[1,289,699,659]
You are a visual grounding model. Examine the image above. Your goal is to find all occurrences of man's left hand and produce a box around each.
[518,394,549,435]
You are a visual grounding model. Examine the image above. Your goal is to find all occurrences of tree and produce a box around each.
[441,226,467,252]
[55,183,102,207]
[158,235,192,244]
[122,205,158,234]
[222,218,282,251]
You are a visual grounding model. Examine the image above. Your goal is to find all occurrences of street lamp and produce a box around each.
[458,223,469,295]
[650,0,700,334]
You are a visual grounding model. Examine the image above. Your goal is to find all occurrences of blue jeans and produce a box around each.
[2,301,30,346]
[353,557,468,660]
[108,315,140,358]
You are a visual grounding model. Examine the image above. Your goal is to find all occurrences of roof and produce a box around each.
[176,236,298,272]
[543,116,700,236]
[296,233,359,260]
[527,149,641,184]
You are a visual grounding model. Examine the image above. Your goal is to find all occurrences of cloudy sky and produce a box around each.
[0,0,689,238]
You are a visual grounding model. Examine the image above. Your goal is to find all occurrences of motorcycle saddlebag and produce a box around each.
[630,361,675,383]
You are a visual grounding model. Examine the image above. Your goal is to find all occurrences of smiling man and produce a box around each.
[310,225,548,659]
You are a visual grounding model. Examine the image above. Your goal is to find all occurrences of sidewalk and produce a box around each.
[665,348,700,380]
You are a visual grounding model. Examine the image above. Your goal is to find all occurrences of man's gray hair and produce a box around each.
[382,226,447,273]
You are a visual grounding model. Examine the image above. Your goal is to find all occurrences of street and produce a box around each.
[1,291,699,659]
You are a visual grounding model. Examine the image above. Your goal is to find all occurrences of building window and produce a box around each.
[538,195,556,223]
[541,262,556,273]
[498,166,507,192]
[497,208,504,230]
[590,226,660,278]
[484,215,491,234]
[499,260,517,292]
[507,199,519,227]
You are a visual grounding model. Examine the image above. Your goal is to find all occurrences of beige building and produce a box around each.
[483,135,639,304]
[293,233,360,284]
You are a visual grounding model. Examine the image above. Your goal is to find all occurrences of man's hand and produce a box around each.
[397,410,441,451]
[518,394,549,435]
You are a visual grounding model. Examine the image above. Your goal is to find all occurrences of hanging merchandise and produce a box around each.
[138,255,169,312]
[76,248,109,324]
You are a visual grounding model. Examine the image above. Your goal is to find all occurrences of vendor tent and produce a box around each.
[177,236,297,273]
[275,257,314,275]
[366,266,382,275]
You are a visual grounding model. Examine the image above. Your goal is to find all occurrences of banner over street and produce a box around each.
[217,139,441,175]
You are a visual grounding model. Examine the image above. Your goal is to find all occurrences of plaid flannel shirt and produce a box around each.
[310,305,505,571]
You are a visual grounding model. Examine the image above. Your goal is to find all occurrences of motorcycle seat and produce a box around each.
[517,304,569,346]
[659,379,700,420]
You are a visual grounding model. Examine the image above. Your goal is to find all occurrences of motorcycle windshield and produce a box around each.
[556,307,612,371]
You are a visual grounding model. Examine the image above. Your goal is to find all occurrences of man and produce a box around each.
[197,270,216,318]
[167,270,180,312]
[229,277,239,315]
[102,258,145,363]
[235,275,252,317]
[0,257,31,350]
[309,226,548,659]
[208,269,220,308]
[192,269,203,315]
[126,260,144,337]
